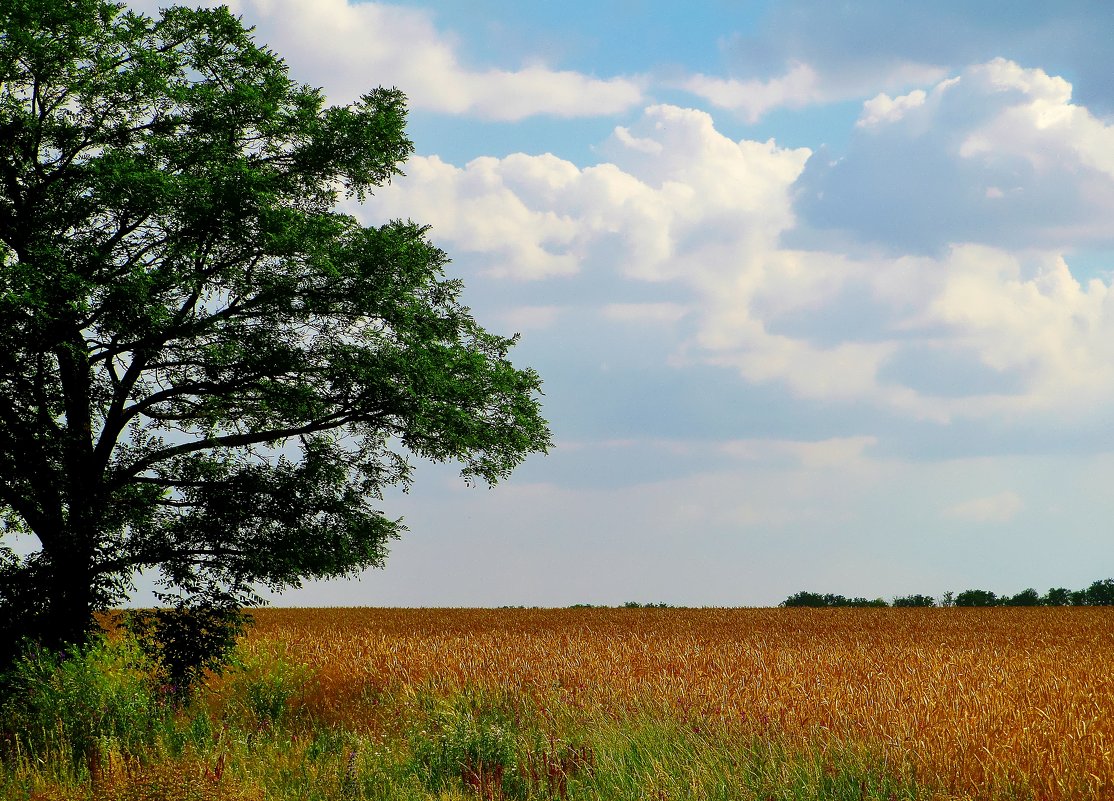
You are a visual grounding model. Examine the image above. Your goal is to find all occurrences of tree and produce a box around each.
[780,592,887,608]
[781,591,830,608]
[1083,579,1114,606]
[1004,588,1040,607]
[892,594,936,608]
[0,1,550,669]
[953,589,998,607]
[1043,587,1072,606]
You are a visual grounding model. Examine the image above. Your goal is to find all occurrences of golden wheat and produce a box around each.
[239,607,1114,799]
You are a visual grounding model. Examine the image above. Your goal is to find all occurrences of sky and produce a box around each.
[127,0,1114,607]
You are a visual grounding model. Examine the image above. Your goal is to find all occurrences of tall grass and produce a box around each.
[252,607,1113,798]
[2,608,1110,800]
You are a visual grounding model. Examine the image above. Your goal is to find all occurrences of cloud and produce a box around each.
[126,0,644,119]
[681,61,945,123]
[361,105,810,281]
[794,60,1114,254]
[359,154,583,278]
[857,88,929,128]
[363,93,1114,427]
[744,243,1114,422]
[941,491,1024,523]
[680,63,824,123]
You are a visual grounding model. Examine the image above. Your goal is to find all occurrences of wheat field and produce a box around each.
[235,607,1114,799]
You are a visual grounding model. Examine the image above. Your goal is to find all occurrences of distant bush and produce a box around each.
[850,597,889,608]
[566,602,675,609]
[892,594,936,607]
[781,592,888,608]
[953,590,998,607]
[1004,588,1041,606]
[781,592,828,608]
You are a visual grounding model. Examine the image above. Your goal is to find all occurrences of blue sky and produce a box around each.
[128,0,1114,606]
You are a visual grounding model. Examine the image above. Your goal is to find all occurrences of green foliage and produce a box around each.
[1043,587,1073,606]
[1004,588,1041,607]
[781,592,889,608]
[785,580,1114,610]
[123,595,248,704]
[0,551,51,670]
[952,589,997,607]
[0,634,164,761]
[0,0,550,666]
[589,720,925,801]
[1082,579,1114,606]
[410,702,528,798]
[228,642,310,728]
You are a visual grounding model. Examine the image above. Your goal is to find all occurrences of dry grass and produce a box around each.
[241,606,1114,799]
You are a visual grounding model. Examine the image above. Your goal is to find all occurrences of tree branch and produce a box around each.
[112,411,370,487]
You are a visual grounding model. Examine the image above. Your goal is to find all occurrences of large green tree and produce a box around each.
[0,0,550,665]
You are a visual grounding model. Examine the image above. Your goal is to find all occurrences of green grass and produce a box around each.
[0,634,945,801]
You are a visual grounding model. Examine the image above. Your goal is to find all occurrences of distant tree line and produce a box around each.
[781,579,1114,608]
[566,602,675,609]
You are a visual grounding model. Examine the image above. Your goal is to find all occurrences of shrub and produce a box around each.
[892,594,937,607]
[0,634,164,762]
[227,642,310,728]
[411,703,527,799]
[124,597,249,705]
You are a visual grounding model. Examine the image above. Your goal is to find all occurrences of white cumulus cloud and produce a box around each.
[857,88,929,128]
[361,105,810,282]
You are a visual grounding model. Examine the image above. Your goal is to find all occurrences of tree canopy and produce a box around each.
[0,0,550,667]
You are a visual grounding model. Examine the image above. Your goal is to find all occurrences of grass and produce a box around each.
[1,608,1110,800]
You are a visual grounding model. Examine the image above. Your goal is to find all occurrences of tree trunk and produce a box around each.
[40,545,98,653]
